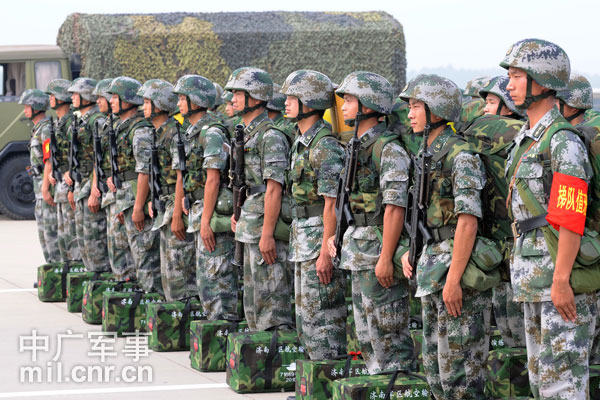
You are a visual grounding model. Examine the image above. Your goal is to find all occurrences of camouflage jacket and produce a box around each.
[272,113,296,139]
[288,119,344,262]
[53,110,74,203]
[225,115,243,138]
[506,106,592,302]
[583,110,600,231]
[387,98,411,137]
[463,114,524,241]
[98,114,117,209]
[29,116,51,199]
[155,118,178,190]
[339,122,411,273]
[459,97,485,126]
[415,126,485,297]
[235,111,290,244]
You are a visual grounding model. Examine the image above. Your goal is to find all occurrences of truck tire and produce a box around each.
[0,154,35,220]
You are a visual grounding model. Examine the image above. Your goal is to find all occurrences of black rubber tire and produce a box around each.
[0,154,35,220]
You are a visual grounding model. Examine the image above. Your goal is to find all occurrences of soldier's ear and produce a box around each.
[430,113,442,123]
[362,105,376,114]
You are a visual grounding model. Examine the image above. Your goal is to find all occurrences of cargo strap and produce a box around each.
[60,261,71,298]
[320,353,363,398]
[127,291,144,333]
[264,323,294,390]
[511,214,549,238]
[116,170,138,182]
[353,212,384,227]
[291,203,324,219]
[430,224,457,243]
[247,184,266,196]
[216,319,244,355]
[178,295,200,349]
[381,370,428,400]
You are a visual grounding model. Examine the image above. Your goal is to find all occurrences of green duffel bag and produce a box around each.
[485,347,531,399]
[590,365,600,400]
[38,262,86,302]
[410,329,424,373]
[102,291,164,336]
[345,298,360,354]
[66,271,114,312]
[489,328,507,351]
[331,370,432,400]
[147,297,207,351]
[226,325,307,393]
[81,280,139,324]
[295,355,368,400]
[190,319,249,372]
[460,236,503,292]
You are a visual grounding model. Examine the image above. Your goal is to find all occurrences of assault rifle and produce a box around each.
[149,127,163,218]
[108,114,122,190]
[229,124,246,268]
[68,116,81,192]
[332,111,362,267]
[174,122,192,210]
[49,117,61,183]
[93,120,108,194]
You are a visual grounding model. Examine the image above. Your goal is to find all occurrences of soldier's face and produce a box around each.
[408,99,427,132]
[177,95,188,115]
[507,67,527,106]
[97,97,109,114]
[285,96,299,118]
[143,99,153,118]
[341,94,358,120]
[110,94,120,113]
[49,95,57,108]
[484,94,500,115]
[232,90,247,112]
[23,105,33,119]
[225,101,235,117]
[71,93,81,108]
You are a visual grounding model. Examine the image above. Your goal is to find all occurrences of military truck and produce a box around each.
[0,11,405,219]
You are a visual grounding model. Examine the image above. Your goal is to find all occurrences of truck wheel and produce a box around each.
[0,154,35,220]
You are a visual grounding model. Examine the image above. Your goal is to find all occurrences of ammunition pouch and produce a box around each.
[460,236,503,291]
[116,170,138,182]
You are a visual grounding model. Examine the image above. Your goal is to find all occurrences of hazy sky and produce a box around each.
[3,0,598,83]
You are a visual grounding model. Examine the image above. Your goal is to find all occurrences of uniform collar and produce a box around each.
[359,122,387,149]
[514,106,561,146]
[80,105,100,122]
[298,119,327,148]
[428,125,454,154]
[188,114,214,138]
[244,111,269,135]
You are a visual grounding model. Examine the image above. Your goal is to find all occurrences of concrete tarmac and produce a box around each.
[0,217,290,400]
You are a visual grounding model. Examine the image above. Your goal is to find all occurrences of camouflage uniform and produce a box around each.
[68,78,110,272]
[459,76,489,125]
[107,77,161,293]
[282,70,347,360]
[502,39,597,399]
[225,67,293,331]
[400,74,490,399]
[336,72,415,374]
[268,83,296,139]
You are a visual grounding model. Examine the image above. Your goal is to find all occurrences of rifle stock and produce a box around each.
[49,117,61,183]
[230,124,246,268]
[93,120,108,194]
[108,114,122,189]
[149,127,163,218]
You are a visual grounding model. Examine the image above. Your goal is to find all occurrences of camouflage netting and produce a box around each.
[57,11,406,93]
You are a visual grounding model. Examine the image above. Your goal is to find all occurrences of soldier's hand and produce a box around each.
[551,280,577,322]
[64,171,73,186]
[107,177,116,193]
[230,215,237,233]
[201,222,216,253]
[148,202,154,219]
[43,188,56,207]
[117,212,124,225]
[259,234,277,265]
[48,174,56,185]
[327,235,336,258]
[401,252,413,279]
[375,257,395,288]
[171,214,187,241]
[442,281,463,318]
[181,197,189,216]
[91,185,101,198]
[316,248,333,284]
[88,192,100,213]
[68,191,76,211]
[132,206,145,232]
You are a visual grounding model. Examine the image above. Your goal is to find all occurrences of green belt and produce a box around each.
[353,212,384,227]
[430,224,456,242]
[116,170,138,182]
[291,203,324,219]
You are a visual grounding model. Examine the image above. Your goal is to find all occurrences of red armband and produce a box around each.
[546,172,588,235]
[42,138,51,163]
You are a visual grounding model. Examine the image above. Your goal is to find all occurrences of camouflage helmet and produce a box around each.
[281,70,334,110]
[45,79,72,103]
[68,77,98,102]
[93,78,114,101]
[173,75,216,109]
[18,89,49,111]
[224,67,273,102]
[464,76,491,98]
[139,79,177,113]
[399,74,462,122]
[267,83,286,111]
[107,76,143,105]
[479,76,525,117]
[221,90,234,103]
[556,73,593,110]
[500,38,570,92]
[213,83,224,106]
[335,71,394,115]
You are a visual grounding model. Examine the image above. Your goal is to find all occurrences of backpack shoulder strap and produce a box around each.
[371,132,400,171]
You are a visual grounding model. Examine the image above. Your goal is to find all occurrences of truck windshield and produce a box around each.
[35,61,62,92]
[0,62,26,102]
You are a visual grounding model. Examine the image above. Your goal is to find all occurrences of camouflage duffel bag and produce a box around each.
[82,280,139,324]
[490,327,507,350]
[485,347,531,398]
[590,365,600,399]
[102,291,165,336]
[190,319,249,372]
[410,329,424,372]
[295,354,368,400]
[147,296,207,351]
[346,298,360,353]
[38,262,85,302]
[226,325,307,393]
[331,370,432,400]
[66,272,114,312]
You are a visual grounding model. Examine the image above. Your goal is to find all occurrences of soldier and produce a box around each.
[19,89,60,263]
[267,83,295,138]
[44,79,82,264]
[208,82,226,124]
[502,38,597,398]
[225,67,294,331]
[463,76,527,349]
[400,74,490,398]
[106,77,161,293]
[64,78,110,272]
[140,79,197,301]
[91,78,135,280]
[459,75,489,126]
[281,70,347,359]
[222,90,241,135]
[327,71,416,374]
[172,75,236,318]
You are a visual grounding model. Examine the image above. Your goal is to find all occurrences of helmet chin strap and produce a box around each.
[116,98,137,116]
[183,96,205,118]
[413,104,445,135]
[495,101,505,116]
[344,102,380,127]
[240,92,266,115]
[520,75,554,110]
[149,103,168,120]
[559,100,585,122]
[294,101,320,122]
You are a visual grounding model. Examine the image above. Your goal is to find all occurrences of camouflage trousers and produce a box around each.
[243,240,293,331]
[196,231,237,320]
[75,197,110,272]
[421,287,491,400]
[36,199,61,263]
[523,292,597,400]
[159,223,196,302]
[123,207,161,294]
[492,281,526,348]
[294,259,347,360]
[590,290,600,365]
[351,270,415,374]
[105,201,135,280]
[56,201,81,262]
